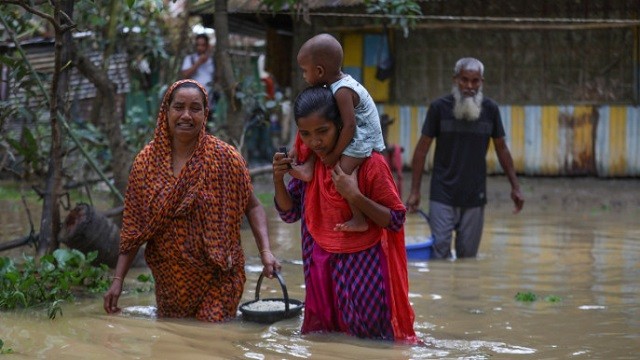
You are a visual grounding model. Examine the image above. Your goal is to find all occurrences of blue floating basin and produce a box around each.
[406,235,434,261]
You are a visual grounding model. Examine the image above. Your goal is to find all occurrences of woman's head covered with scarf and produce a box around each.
[154,79,210,151]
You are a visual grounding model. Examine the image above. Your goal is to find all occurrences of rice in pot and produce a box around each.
[243,300,299,312]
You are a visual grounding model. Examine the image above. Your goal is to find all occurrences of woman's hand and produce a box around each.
[331,165,360,202]
[272,149,292,181]
[260,250,282,278]
[103,279,124,314]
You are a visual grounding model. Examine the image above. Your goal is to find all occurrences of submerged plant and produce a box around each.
[0,249,111,318]
[0,339,13,354]
[544,295,563,303]
[515,291,537,302]
[515,291,563,303]
[134,273,155,293]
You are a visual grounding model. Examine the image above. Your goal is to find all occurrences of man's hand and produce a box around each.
[511,188,524,214]
[196,53,209,66]
[406,191,421,213]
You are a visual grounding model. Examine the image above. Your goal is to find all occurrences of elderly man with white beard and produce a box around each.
[406,57,524,259]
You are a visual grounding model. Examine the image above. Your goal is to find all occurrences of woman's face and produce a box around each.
[297,111,339,158]
[167,87,206,143]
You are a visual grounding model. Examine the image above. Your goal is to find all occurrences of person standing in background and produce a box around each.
[406,57,524,259]
[181,34,217,111]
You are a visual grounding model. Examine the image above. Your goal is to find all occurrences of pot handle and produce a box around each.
[254,272,290,314]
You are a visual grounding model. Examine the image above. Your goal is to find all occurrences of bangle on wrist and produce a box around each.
[112,276,123,282]
[260,249,271,255]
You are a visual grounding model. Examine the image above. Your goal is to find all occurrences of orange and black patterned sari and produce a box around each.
[119,80,252,321]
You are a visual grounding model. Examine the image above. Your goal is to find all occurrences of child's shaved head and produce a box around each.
[298,33,343,77]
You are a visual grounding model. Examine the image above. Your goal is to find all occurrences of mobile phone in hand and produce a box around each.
[278,146,288,157]
[278,146,292,169]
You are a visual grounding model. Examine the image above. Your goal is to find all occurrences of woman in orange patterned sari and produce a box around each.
[103,79,280,322]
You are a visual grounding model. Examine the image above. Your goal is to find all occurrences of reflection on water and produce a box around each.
[1,198,639,359]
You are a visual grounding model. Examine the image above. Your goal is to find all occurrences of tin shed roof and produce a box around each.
[191,0,366,14]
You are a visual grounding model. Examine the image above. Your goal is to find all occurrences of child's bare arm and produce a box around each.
[324,87,357,167]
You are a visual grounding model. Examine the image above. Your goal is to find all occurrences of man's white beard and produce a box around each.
[452,86,483,121]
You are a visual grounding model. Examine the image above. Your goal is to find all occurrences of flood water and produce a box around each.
[1,179,639,359]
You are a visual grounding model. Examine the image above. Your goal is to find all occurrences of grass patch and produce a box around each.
[0,183,37,201]
[255,192,274,206]
[0,181,115,210]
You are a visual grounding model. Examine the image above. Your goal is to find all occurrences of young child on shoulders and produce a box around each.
[290,33,386,232]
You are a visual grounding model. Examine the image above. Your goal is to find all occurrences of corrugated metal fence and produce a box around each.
[378,104,640,177]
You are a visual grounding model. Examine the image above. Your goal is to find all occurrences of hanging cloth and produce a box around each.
[375,24,394,81]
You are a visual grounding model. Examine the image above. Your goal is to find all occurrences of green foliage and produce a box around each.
[544,295,562,303]
[515,291,537,302]
[0,249,111,318]
[136,273,153,282]
[122,104,157,152]
[260,0,423,37]
[47,299,65,320]
[365,0,423,37]
[6,126,38,163]
[106,0,172,77]
[0,5,53,171]
[0,183,29,201]
[3,125,48,177]
[515,291,562,303]
[0,22,51,179]
[134,273,155,293]
[260,0,300,15]
[1,0,173,185]
[0,339,13,355]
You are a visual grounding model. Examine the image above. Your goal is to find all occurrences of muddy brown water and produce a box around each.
[1,176,639,359]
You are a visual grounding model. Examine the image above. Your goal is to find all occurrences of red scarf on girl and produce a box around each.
[296,134,416,342]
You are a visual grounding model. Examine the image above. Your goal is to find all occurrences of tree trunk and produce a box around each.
[214,0,245,146]
[172,0,193,82]
[38,0,74,256]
